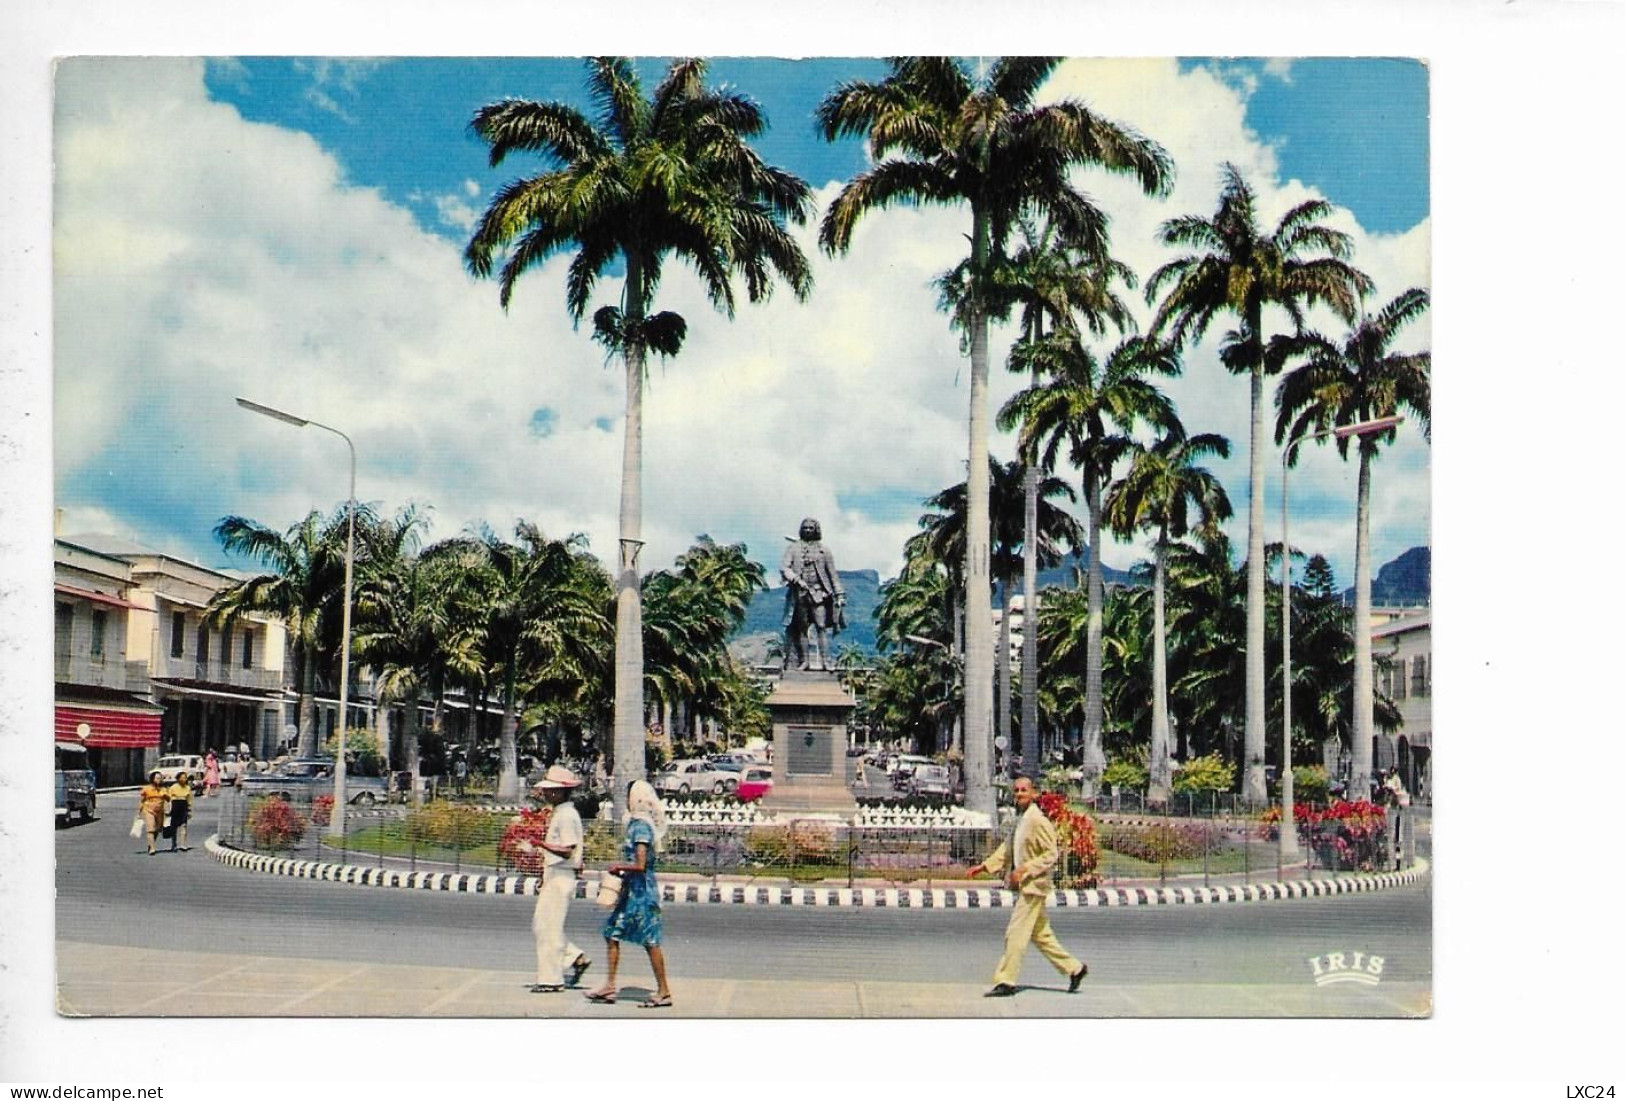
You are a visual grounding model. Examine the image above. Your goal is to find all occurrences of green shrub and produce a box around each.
[1292,765,1330,803]
[743,821,840,864]
[1172,753,1234,793]
[1103,758,1148,790]
[406,800,500,850]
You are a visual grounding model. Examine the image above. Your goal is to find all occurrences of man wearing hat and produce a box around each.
[529,765,592,993]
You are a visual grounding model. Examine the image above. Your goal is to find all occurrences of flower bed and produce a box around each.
[1037,792,1100,888]
[247,796,308,850]
[1260,799,1388,871]
[496,806,553,875]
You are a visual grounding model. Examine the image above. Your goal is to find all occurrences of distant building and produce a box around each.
[1372,608,1431,801]
[53,539,165,787]
[58,533,293,768]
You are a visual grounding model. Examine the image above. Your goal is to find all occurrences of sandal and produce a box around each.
[584,988,617,1004]
[637,993,672,1009]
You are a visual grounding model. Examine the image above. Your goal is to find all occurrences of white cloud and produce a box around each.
[51,56,1430,592]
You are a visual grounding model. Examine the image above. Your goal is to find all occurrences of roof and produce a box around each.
[1372,608,1431,640]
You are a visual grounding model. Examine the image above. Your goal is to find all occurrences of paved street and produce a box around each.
[56,791,1431,1018]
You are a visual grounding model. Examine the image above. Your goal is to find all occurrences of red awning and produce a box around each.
[54,584,141,610]
[56,704,162,749]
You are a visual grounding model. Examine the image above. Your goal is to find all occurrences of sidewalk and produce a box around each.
[55,940,1430,1018]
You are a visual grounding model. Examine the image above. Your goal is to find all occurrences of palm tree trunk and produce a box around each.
[951,587,964,756]
[997,579,1013,773]
[613,257,649,810]
[1149,536,1172,801]
[498,657,519,800]
[405,696,422,808]
[297,645,317,758]
[1021,463,1040,767]
[1350,445,1375,802]
[962,210,995,820]
[1243,349,1269,805]
[1081,473,1106,788]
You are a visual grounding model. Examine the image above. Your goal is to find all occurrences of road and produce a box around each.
[55,790,1431,1018]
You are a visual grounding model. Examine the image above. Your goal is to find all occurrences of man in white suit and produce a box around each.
[529,765,592,994]
[967,775,1088,997]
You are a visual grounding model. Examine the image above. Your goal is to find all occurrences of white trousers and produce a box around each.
[532,871,586,985]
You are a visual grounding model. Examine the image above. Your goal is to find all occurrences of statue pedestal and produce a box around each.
[762,670,858,815]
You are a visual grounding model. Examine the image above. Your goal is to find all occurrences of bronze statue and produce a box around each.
[781,517,845,672]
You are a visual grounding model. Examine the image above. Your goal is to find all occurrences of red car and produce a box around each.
[734,765,774,802]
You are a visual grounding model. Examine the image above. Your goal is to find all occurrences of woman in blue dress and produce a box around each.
[585,779,672,1008]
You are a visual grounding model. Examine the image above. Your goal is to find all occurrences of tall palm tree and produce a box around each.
[999,335,1178,791]
[1147,163,1372,803]
[466,57,813,800]
[819,56,1172,816]
[1274,287,1430,802]
[912,458,1081,767]
[210,505,364,757]
[956,218,1137,765]
[1104,423,1232,799]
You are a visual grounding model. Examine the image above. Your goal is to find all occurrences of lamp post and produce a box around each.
[237,397,357,839]
[1280,414,1404,867]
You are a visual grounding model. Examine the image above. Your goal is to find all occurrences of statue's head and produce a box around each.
[799,517,822,541]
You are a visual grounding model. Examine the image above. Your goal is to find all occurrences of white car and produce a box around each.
[654,759,736,796]
[152,754,206,784]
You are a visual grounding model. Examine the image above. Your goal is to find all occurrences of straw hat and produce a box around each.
[536,764,581,790]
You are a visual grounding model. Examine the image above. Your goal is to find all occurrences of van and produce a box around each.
[55,743,97,825]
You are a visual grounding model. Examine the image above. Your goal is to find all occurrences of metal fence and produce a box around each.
[218,788,1419,889]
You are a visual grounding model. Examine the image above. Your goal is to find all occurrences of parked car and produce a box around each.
[908,764,955,799]
[890,754,934,780]
[54,743,96,824]
[240,758,393,805]
[654,759,736,796]
[152,754,206,784]
[735,765,774,803]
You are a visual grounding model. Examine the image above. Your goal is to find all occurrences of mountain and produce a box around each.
[1344,546,1431,607]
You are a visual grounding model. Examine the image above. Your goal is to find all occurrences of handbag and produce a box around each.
[595,872,623,909]
[129,814,143,839]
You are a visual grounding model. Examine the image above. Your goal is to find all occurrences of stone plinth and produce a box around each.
[762,670,858,815]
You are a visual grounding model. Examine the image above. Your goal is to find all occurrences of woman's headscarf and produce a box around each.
[625,779,668,852]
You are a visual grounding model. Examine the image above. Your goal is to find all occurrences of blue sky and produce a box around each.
[54,57,1431,588]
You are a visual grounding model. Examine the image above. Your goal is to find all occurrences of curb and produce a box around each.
[203,834,1428,909]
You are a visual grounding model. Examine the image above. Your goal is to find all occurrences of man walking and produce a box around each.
[966,775,1087,997]
[529,765,592,994]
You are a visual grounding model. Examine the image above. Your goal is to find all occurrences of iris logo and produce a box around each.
[1307,951,1385,986]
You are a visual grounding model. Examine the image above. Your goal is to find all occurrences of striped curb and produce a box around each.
[204,834,1426,909]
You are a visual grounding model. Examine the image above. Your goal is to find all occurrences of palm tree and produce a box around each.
[911,458,1080,768]
[210,506,363,757]
[466,57,814,800]
[818,56,1172,816]
[1274,287,1430,802]
[1104,423,1232,799]
[1147,163,1372,803]
[999,335,1178,791]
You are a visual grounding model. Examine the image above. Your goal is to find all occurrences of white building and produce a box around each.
[1371,608,1431,801]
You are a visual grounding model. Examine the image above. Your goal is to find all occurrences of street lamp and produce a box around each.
[1280,414,1403,867]
[237,397,357,839]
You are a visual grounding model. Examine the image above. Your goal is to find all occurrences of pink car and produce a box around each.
[734,765,773,802]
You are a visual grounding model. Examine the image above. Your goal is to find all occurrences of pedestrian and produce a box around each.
[137,770,168,856]
[528,765,592,994]
[164,771,194,851]
[965,774,1087,998]
[453,755,468,797]
[584,779,672,1009]
[203,750,221,797]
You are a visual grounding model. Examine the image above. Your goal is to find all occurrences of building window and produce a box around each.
[55,602,74,660]
[171,611,185,658]
[1392,658,1407,701]
[1411,654,1428,698]
[90,609,108,659]
[242,630,254,669]
[197,622,211,666]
